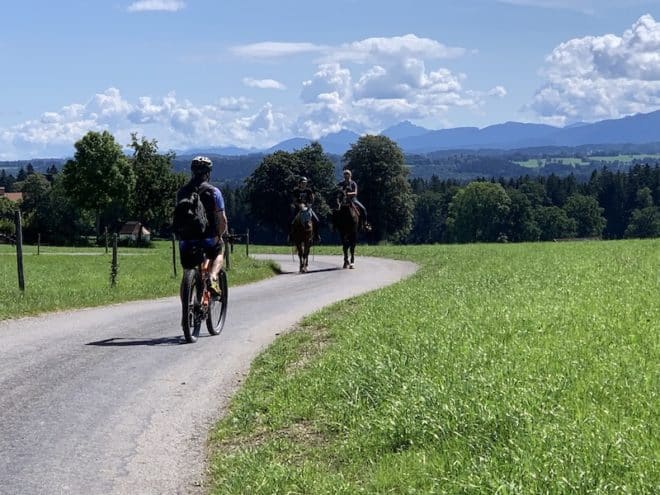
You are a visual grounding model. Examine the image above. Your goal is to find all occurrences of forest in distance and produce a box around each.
[1,132,659,246]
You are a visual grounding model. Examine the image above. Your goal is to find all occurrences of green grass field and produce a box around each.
[209,240,659,494]
[0,241,277,320]
[514,154,660,168]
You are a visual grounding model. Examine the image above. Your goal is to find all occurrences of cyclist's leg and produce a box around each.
[204,238,224,294]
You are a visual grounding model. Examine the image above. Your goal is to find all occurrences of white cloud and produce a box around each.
[297,43,478,134]
[0,33,498,158]
[328,34,466,64]
[0,88,292,158]
[127,0,185,12]
[529,14,660,124]
[496,0,649,14]
[488,86,507,98]
[231,42,324,58]
[232,34,464,63]
[216,96,251,112]
[242,78,287,90]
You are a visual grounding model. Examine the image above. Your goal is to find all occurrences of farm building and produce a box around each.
[0,187,23,202]
[118,221,151,242]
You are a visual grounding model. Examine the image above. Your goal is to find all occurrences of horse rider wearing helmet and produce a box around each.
[291,176,320,243]
[337,169,370,231]
[176,156,227,294]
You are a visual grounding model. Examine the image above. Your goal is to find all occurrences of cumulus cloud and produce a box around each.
[0,88,292,158]
[488,86,507,98]
[529,14,660,124]
[127,0,185,12]
[1,33,500,158]
[295,38,478,135]
[328,34,466,63]
[242,78,287,90]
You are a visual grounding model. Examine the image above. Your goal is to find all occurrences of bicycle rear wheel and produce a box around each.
[181,268,202,343]
[207,269,228,336]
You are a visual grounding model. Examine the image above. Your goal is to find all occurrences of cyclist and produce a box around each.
[176,156,227,294]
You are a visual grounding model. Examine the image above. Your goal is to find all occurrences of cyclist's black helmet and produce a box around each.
[191,156,213,174]
[299,176,308,182]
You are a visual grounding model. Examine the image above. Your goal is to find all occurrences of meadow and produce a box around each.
[0,241,277,320]
[209,240,659,494]
[514,154,660,168]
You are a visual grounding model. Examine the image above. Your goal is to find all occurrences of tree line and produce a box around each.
[1,130,659,245]
[0,131,185,244]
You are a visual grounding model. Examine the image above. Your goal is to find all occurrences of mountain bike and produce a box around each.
[180,257,228,344]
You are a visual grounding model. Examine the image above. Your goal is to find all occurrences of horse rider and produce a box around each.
[337,169,370,231]
[291,176,320,243]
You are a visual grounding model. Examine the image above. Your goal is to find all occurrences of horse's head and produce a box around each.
[336,190,350,208]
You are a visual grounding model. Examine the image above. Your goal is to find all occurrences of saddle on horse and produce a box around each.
[338,197,370,232]
[290,203,320,243]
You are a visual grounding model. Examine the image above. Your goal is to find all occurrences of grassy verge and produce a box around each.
[209,240,659,494]
[0,241,278,320]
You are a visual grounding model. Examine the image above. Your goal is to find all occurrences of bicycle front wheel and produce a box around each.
[181,268,202,343]
[207,269,228,336]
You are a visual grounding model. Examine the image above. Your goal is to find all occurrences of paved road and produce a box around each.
[0,255,416,495]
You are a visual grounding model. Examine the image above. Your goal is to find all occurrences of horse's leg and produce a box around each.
[304,240,310,272]
[348,238,355,269]
[342,239,349,269]
[297,242,304,273]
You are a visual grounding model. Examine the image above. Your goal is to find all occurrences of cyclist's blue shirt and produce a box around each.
[179,184,225,251]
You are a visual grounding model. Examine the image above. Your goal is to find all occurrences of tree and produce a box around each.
[505,188,541,242]
[61,131,135,237]
[447,181,511,243]
[408,191,447,243]
[563,193,605,237]
[533,206,577,241]
[19,173,52,242]
[246,143,335,240]
[0,196,17,238]
[343,135,414,242]
[624,206,660,238]
[128,133,185,235]
[47,176,95,244]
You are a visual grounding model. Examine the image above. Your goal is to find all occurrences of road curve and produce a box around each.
[0,255,416,495]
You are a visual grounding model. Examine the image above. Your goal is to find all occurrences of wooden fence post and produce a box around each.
[15,210,25,292]
[110,233,118,287]
[171,234,177,278]
[37,233,41,255]
[246,228,250,257]
[105,226,109,254]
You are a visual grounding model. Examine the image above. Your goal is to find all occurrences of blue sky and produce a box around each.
[2,0,660,159]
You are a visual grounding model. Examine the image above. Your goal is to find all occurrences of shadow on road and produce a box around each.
[86,336,183,347]
[279,266,344,275]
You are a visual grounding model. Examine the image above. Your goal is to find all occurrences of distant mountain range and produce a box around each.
[186,110,660,156]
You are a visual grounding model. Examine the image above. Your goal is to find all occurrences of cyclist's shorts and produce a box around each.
[179,238,224,269]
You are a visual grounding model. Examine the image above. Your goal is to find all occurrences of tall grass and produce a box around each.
[0,241,276,320]
[209,240,659,494]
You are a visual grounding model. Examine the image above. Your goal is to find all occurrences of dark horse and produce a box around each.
[291,204,314,273]
[332,193,359,269]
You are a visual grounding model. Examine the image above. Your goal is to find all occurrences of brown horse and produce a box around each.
[291,205,314,273]
[332,195,359,269]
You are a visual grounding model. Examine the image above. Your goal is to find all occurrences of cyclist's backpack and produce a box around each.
[173,184,210,240]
